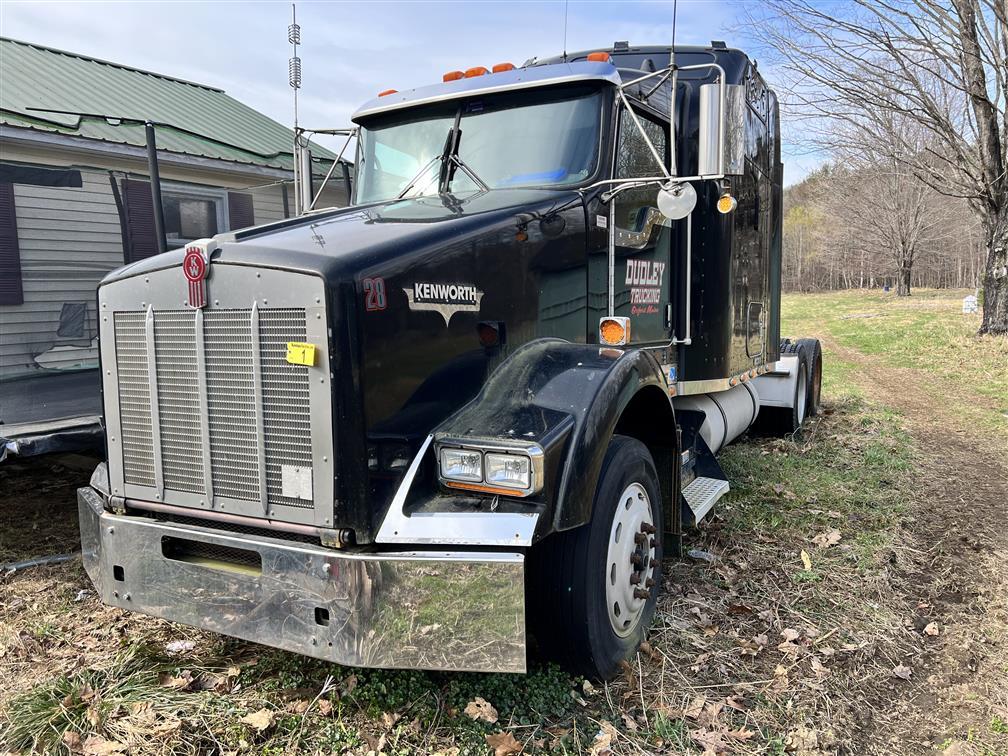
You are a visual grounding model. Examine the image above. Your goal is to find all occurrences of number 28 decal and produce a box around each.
[362,277,387,311]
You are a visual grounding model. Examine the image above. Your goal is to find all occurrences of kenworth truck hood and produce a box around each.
[99,188,592,544]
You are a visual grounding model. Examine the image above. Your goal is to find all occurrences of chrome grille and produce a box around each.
[154,311,203,494]
[260,309,313,509]
[114,312,154,487]
[205,310,260,502]
[114,305,316,514]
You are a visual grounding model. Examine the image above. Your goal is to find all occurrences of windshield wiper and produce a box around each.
[396,153,444,200]
[439,117,489,194]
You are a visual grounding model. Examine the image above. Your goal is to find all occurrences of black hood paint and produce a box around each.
[100,188,583,286]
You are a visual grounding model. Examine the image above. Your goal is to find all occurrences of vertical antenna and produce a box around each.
[670,0,678,68]
[562,0,569,62]
[289,4,303,212]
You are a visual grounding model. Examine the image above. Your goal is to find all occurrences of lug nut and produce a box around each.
[630,574,641,585]
[634,532,648,545]
[633,588,651,600]
[649,538,656,549]
[640,523,656,535]
[645,578,655,588]
[630,553,642,566]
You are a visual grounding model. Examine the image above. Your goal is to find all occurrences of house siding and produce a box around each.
[0,168,121,377]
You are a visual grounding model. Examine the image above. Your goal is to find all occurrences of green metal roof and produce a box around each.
[0,36,337,173]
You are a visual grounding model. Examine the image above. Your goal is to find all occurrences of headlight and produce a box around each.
[439,448,483,482]
[484,453,531,490]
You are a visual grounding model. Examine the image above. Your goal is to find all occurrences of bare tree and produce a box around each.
[750,0,1008,332]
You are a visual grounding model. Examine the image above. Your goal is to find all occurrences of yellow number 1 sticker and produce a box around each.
[286,342,316,366]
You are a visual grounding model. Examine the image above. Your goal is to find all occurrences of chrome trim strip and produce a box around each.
[376,435,540,547]
[194,308,214,507]
[144,305,164,500]
[78,487,526,673]
[250,302,267,513]
[352,61,622,121]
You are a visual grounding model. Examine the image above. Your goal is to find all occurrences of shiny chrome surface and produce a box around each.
[376,435,540,546]
[352,61,622,121]
[100,265,333,528]
[78,486,527,673]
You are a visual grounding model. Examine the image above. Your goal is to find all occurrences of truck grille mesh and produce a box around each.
[114,306,316,513]
[114,312,155,487]
[260,309,313,509]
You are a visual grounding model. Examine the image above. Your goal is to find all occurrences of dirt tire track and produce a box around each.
[819,335,1008,754]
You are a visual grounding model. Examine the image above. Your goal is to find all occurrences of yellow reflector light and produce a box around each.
[717,193,737,214]
[599,316,631,346]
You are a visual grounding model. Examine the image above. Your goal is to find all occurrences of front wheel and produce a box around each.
[528,435,663,679]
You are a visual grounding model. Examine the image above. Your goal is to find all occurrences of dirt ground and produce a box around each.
[817,336,1008,754]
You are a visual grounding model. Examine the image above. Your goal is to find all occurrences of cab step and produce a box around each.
[682,476,730,525]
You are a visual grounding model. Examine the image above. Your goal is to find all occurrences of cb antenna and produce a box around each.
[670,0,678,69]
[289,4,310,213]
[289,4,302,128]
[562,0,569,62]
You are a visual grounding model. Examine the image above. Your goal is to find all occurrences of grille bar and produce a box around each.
[144,306,165,500]
[195,308,214,505]
[250,303,268,514]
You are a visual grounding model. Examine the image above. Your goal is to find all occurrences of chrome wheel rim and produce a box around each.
[797,363,807,424]
[605,482,656,637]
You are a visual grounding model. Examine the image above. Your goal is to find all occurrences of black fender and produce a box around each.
[434,338,678,538]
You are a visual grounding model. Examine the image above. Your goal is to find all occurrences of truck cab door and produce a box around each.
[609,108,673,344]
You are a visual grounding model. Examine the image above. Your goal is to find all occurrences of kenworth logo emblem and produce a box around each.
[183,245,208,308]
[404,282,484,326]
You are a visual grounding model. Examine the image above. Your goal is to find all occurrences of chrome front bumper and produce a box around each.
[78,487,526,673]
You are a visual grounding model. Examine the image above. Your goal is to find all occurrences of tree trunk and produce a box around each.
[980,208,1008,334]
[896,264,912,296]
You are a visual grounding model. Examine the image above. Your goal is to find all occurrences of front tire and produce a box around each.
[528,435,663,679]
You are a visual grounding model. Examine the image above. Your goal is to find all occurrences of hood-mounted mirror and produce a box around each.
[657,181,697,220]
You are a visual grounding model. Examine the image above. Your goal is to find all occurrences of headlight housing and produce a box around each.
[435,440,543,497]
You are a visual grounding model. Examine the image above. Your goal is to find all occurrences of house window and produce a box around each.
[163,189,223,244]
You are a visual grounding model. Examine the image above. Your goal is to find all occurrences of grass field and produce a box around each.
[1,289,1006,755]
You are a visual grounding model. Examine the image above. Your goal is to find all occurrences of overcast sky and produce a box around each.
[0,0,824,185]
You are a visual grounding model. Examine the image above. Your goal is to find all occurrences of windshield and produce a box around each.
[355,85,603,203]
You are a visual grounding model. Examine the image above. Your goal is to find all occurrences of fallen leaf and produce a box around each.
[924,622,940,636]
[639,640,662,660]
[727,727,756,741]
[464,697,498,724]
[582,679,596,696]
[362,732,386,754]
[892,664,913,681]
[158,671,193,691]
[800,550,813,571]
[621,711,638,731]
[812,528,842,548]
[318,699,333,716]
[287,699,310,715]
[81,736,126,756]
[780,628,800,642]
[810,656,829,677]
[684,696,707,720]
[588,721,618,756]
[239,708,275,732]
[62,731,83,754]
[486,731,523,756]
[773,483,786,495]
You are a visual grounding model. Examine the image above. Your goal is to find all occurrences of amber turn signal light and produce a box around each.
[599,316,631,346]
[717,193,737,214]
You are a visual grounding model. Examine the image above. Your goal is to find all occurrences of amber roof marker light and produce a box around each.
[377,88,398,97]
[586,52,612,63]
[464,66,490,78]
[492,62,516,73]
[443,70,464,82]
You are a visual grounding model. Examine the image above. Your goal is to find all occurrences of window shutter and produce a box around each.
[227,192,255,230]
[0,182,24,306]
[122,178,159,264]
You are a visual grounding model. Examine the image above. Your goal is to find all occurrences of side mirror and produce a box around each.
[698,83,745,176]
[657,181,697,220]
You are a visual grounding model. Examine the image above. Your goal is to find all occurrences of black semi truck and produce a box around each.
[78,43,823,679]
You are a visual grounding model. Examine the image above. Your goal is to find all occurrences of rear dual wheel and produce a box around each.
[529,435,662,679]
